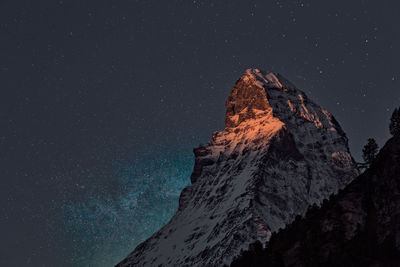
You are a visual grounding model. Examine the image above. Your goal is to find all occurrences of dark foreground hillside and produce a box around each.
[231,135,400,267]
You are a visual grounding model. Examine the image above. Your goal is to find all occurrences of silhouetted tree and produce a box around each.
[390,108,400,136]
[362,138,378,168]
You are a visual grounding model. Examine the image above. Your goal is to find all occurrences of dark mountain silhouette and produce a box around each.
[231,135,400,267]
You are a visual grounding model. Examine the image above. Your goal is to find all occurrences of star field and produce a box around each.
[1,0,400,266]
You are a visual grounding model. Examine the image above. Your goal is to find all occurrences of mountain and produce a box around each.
[231,135,400,267]
[117,69,359,267]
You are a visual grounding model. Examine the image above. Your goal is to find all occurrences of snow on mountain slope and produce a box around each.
[117,68,359,267]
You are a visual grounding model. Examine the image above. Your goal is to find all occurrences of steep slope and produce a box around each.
[231,135,400,267]
[117,69,358,267]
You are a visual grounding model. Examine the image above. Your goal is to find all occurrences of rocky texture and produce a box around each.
[117,69,358,267]
[231,135,400,267]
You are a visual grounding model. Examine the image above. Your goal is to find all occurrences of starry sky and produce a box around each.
[1,0,399,266]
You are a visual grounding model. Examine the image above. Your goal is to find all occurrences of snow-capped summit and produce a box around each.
[117,69,359,267]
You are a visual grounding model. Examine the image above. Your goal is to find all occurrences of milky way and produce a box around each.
[61,149,192,266]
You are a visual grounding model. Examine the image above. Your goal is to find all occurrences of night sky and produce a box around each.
[1,1,400,266]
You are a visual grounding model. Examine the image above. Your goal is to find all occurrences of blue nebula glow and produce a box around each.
[61,150,193,266]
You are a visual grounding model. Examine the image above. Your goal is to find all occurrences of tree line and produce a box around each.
[361,107,400,169]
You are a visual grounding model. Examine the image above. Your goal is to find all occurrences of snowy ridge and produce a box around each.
[117,68,359,267]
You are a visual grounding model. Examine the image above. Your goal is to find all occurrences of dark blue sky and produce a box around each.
[1,0,400,266]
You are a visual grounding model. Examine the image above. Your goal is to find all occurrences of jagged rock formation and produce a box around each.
[231,135,400,267]
[117,69,359,267]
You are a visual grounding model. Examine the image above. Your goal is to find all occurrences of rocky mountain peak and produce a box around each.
[117,69,359,267]
[243,69,296,89]
[225,69,331,131]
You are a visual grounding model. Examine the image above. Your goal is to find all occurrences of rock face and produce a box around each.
[231,135,400,267]
[117,69,358,267]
